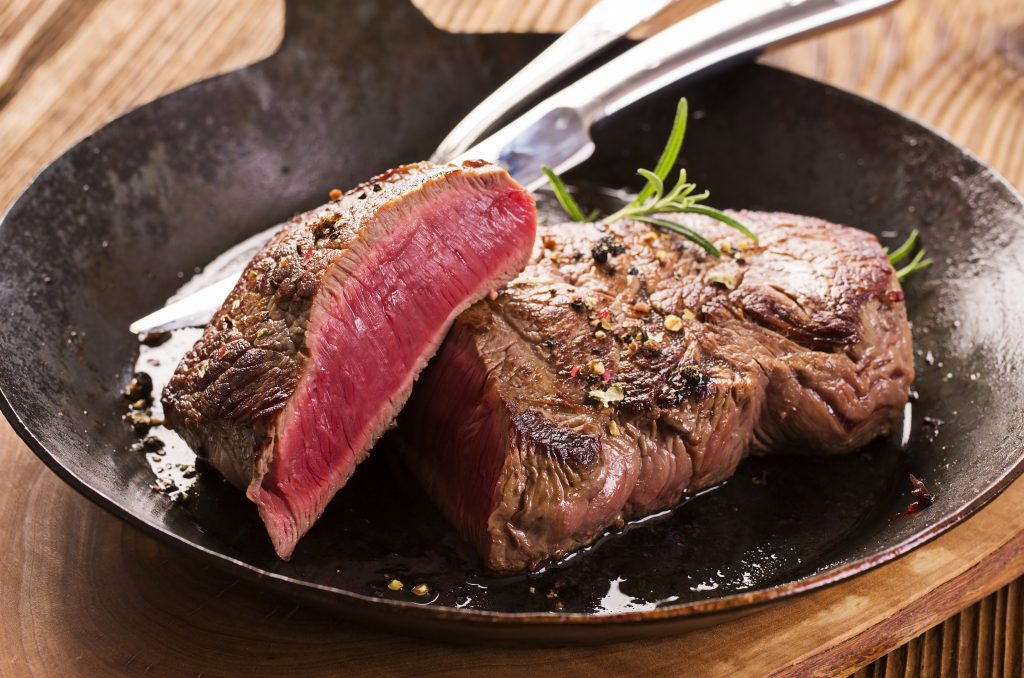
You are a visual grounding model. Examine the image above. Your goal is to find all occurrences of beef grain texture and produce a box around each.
[400,211,914,573]
[163,161,536,559]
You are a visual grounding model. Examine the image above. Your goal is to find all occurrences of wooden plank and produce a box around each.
[0,1,1022,676]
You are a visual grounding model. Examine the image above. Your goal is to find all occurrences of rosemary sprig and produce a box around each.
[887,229,933,281]
[634,215,721,257]
[540,165,586,222]
[887,229,920,265]
[632,97,690,206]
[896,249,933,281]
[542,98,755,257]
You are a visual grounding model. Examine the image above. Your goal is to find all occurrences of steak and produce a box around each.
[162,161,536,559]
[399,211,914,573]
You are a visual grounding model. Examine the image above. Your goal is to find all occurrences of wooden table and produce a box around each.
[1,1,1023,675]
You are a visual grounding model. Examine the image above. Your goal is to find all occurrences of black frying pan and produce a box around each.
[1,0,1024,643]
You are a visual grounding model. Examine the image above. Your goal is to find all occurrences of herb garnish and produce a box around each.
[542,98,755,257]
[544,96,933,283]
[887,229,933,281]
[540,165,587,222]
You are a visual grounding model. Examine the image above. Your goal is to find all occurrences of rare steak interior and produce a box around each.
[163,161,537,559]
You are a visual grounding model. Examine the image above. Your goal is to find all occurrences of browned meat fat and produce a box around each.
[399,211,914,573]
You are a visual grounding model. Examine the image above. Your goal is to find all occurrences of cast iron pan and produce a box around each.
[2,0,1024,643]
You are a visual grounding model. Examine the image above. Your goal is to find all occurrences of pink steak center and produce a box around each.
[250,180,535,558]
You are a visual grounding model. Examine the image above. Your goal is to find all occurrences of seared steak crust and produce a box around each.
[401,211,914,573]
[163,164,459,485]
[163,161,536,558]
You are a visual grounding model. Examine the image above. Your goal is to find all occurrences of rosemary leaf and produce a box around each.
[888,229,932,280]
[888,229,920,265]
[541,96,755,258]
[663,168,694,202]
[896,249,933,281]
[636,168,665,202]
[633,98,689,206]
[680,204,759,244]
[541,165,586,222]
[636,216,721,257]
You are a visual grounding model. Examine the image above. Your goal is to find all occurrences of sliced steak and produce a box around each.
[162,161,536,559]
[399,211,913,573]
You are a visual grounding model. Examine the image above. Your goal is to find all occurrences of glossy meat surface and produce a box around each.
[401,212,913,573]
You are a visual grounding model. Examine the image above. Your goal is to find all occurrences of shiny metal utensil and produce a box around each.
[431,0,675,161]
[130,0,673,335]
[458,0,899,190]
[130,0,898,335]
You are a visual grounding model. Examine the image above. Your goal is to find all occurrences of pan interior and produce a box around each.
[1,0,1023,628]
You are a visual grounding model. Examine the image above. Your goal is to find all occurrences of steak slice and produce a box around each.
[399,211,913,573]
[162,161,536,559]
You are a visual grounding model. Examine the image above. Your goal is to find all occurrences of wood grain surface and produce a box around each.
[1,1,1023,676]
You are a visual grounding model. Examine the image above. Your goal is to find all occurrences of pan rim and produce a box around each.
[2,59,1024,630]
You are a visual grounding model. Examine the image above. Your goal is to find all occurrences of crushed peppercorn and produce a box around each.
[141,436,164,452]
[124,372,153,401]
[591,236,626,265]
[125,411,153,435]
[139,331,171,347]
[658,364,708,406]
